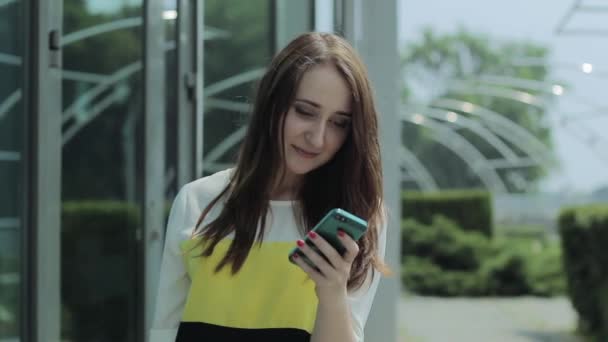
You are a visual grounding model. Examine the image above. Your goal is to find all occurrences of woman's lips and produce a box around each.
[293,145,319,158]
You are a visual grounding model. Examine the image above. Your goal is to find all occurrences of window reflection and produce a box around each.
[61,1,143,340]
[165,0,178,201]
[203,0,274,174]
[0,0,23,339]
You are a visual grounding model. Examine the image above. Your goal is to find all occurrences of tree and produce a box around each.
[401,28,556,193]
[61,0,274,197]
[202,0,274,167]
[62,0,143,200]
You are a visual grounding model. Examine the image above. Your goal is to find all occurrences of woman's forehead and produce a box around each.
[295,64,352,113]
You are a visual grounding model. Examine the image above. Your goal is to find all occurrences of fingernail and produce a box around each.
[308,231,317,239]
[297,240,305,247]
[337,230,345,237]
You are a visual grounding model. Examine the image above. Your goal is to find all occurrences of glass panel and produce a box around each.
[164,0,178,201]
[61,1,143,340]
[0,0,24,339]
[203,0,274,174]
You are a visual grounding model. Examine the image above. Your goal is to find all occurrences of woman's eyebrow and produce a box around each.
[294,98,351,117]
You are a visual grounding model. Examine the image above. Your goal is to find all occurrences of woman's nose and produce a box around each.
[306,122,326,149]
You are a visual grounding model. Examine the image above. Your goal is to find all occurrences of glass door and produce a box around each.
[60,1,144,340]
[0,0,25,339]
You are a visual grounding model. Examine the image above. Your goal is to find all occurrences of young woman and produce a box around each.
[150,32,389,342]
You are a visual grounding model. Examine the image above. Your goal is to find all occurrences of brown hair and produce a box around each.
[192,32,388,290]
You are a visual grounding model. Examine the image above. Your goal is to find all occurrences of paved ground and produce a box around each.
[399,295,583,342]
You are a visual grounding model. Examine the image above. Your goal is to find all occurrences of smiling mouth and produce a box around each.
[292,145,319,158]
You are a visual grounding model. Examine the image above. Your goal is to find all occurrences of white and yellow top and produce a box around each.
[149,169,386,342]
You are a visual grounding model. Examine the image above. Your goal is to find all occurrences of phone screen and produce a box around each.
[288,208,367,270]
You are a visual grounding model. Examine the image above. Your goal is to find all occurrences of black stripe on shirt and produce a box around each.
[175,321,311,342]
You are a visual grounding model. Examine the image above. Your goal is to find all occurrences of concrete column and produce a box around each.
[342,0,401,341]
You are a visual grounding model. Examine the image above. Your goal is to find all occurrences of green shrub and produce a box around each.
[403,190,493,237]
[61,201,140,297]
[401,257,444,294]
[0,257,19,336]
[402,215,490,295]
[559,205,608,340]
[496,235,566,296]
[526,241,567,296]
[402,257,487,296]
[402,216,491,271]
[496,224,547,239]
[481,250,529,296]
[61,201,140,341]
[402,215,566,297]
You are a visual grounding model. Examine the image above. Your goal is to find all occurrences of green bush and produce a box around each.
[61,201,140,341]
[559,205,608,340]
[62,202,140,282]
[402,216,491,272]
[494,235,566,296]
[496,224,546,239]
[402,257,487,296]
[403,190,493,237]
[481,249,529,296]
[402,215,566,297]
[525,241,567,296]
[0,257,19,336]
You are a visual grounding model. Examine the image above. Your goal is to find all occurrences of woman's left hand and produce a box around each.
[291,230,359,300]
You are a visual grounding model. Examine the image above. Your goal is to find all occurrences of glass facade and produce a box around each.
[0,0,360,341]
[0,0,24,339]
[164,0,178,200]
[202,0,275,174]
[61,1,144,340]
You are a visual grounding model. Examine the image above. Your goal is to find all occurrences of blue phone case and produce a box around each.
[288,208,368,269]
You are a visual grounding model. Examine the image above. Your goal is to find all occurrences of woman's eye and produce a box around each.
[295,107,315,117]
[332,120,351,129]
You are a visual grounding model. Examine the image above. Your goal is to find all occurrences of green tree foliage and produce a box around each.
[401,28,556,192]
[62,0,143,200]
[61,0,274,197]
[203,0,273,163]
[559,205,608,340]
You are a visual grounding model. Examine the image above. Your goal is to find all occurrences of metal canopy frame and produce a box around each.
[555,0,608,36]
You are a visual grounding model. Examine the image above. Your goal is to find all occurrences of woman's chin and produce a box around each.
[286,163,317,176]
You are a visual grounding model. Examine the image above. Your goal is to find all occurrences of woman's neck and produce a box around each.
[269,170,302,201]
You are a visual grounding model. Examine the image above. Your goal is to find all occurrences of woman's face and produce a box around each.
[281,63,352,179]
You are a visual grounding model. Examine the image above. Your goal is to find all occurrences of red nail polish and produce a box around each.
[308,231,317,239]
[338,230,345,237]
[297,240,305,247]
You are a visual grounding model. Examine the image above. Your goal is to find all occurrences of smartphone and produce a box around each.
[288,208,368,270]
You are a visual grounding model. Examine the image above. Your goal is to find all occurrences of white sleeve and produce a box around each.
[347,220,388,342]
[149,186,192,342]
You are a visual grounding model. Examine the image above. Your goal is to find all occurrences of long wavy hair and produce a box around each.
[192,32,388,290]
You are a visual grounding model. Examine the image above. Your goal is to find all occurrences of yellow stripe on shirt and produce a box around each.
[179,237,318,334]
